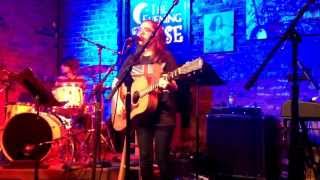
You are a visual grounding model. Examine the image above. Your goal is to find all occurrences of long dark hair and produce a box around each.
[140,20,168,63]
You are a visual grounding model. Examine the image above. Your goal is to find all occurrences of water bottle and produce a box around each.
[228,92,235,107]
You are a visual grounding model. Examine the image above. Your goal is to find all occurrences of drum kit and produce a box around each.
[0,67,114,167]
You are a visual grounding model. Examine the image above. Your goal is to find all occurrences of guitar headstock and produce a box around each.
[178,57,204,75]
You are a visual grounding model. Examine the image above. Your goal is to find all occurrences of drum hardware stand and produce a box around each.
[88,96,116,153]
[108,1,179,179]
[244,0,315,179]
[79,128,115,161]
[80,36,116,179]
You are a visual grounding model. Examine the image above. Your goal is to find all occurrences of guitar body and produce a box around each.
[112,76,158,131]
[131,76,158,122]
[111,82,126,131]
[111,58,203,131]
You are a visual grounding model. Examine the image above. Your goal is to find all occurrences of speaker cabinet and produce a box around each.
[206,112,279,179]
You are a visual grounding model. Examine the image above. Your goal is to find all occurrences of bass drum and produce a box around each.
[0,112,74,163]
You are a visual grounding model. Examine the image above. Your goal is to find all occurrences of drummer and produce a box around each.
[55,57,85,89]
[53,57,88,128]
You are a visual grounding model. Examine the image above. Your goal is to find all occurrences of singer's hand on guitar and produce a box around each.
[158,75,178,91]
[158,76,170,89]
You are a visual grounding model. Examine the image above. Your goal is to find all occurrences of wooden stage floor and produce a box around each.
[0,164,119,180]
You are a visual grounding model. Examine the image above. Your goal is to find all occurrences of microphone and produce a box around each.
[125,35,138,49]
[119,36,138,55]
[125,35,138,44]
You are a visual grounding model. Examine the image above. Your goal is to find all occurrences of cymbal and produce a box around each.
[80,65,111,75]
[0,69,16,83]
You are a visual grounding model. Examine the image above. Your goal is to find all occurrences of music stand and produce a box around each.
[16,68,61,180]
[18,68,62,107]
[187,62,224,179]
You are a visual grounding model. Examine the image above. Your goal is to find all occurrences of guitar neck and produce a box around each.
[136,57,203,98]
[139,68,180,97]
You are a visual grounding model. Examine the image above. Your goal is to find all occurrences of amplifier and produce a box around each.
[206,107,280,179]
[208,106,262,116]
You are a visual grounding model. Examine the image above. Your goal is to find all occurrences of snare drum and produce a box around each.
[0,112,74,162]
[52,84,84,108]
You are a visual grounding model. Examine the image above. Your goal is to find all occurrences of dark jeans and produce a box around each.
[137,126,174,180]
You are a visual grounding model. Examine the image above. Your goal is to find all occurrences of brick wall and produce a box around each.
[190,0,320,116]
[180,0,320,151]
[0,0,59,124]
[61,0,119,118]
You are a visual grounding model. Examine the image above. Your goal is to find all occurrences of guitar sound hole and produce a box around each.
[132,91,140,104]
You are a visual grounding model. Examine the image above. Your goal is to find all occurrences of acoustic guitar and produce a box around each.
[111,57,204,131]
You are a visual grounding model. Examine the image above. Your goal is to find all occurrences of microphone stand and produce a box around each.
[80,36,119,56]
[80,36,116,180]
[34,95,41,180]
[244,0,315,179]
[107,1,179,179]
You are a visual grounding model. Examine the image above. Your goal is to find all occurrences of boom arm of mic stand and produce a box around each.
[80,36,119,55]
[244,0,315,90]
[94,65,114,92]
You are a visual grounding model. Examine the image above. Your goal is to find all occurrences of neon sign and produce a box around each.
[130,0,190,51]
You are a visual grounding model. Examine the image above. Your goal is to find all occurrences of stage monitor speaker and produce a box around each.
[206,110,280,179]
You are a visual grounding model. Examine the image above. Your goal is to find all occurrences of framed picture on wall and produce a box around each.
[203,10,235,53]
